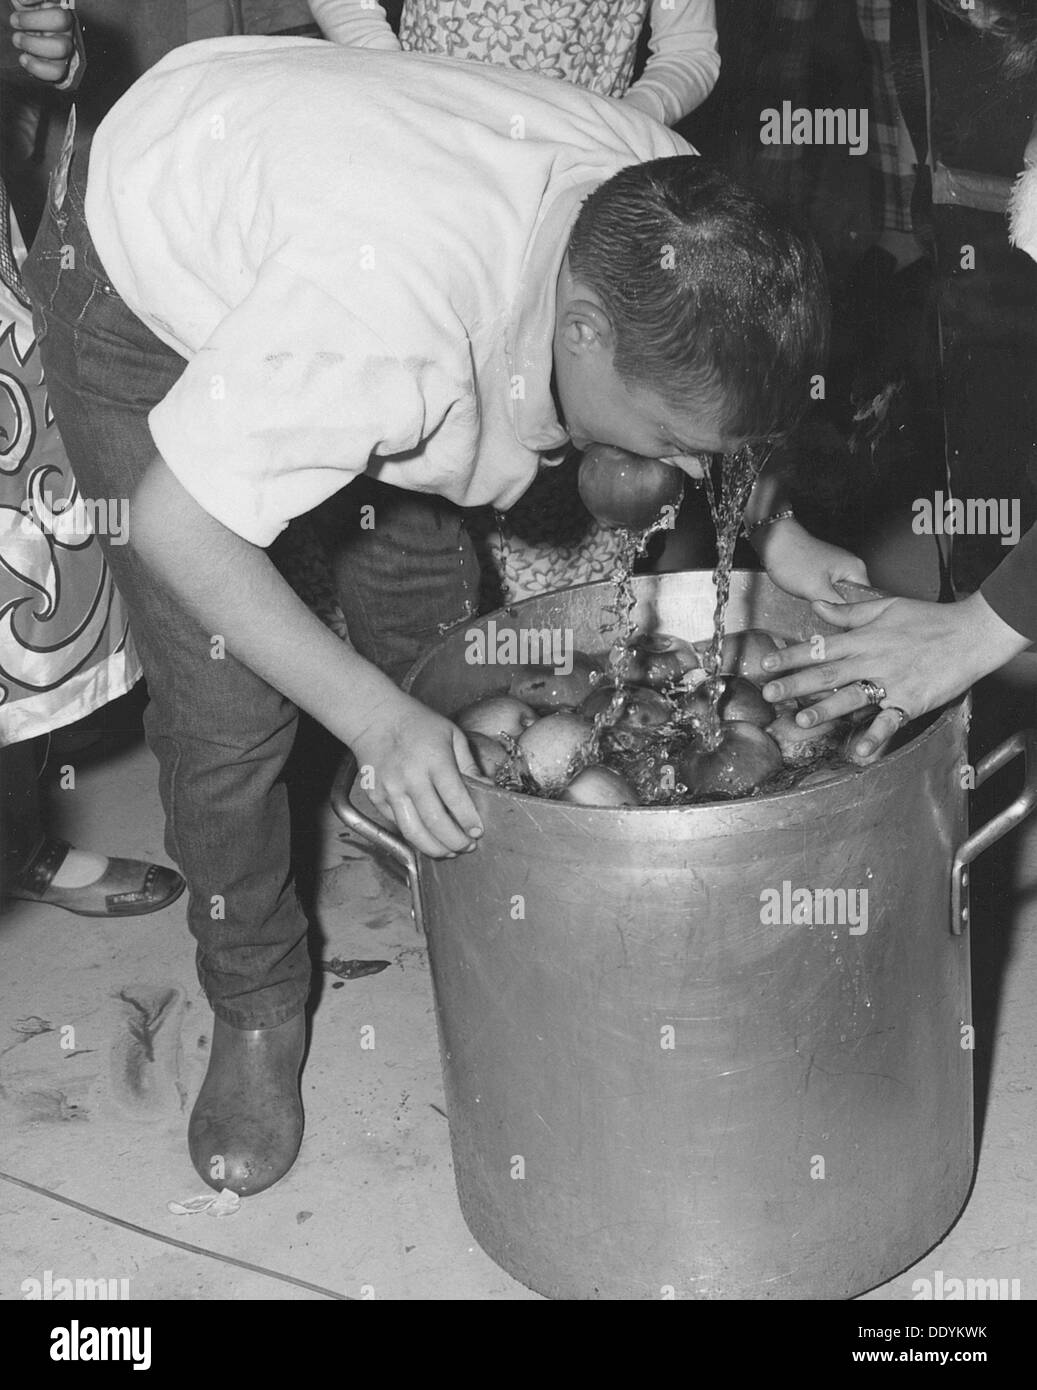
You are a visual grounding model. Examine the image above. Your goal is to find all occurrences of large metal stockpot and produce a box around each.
[332,570,1037,1300]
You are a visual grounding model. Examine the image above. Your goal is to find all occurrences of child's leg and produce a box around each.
[0,735,183,910]
[0,740,45,898]
[24,164,309,1033]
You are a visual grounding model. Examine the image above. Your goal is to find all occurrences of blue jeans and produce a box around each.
[24,153,479,1027]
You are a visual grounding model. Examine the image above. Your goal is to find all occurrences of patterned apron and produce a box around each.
[0,155,139,746]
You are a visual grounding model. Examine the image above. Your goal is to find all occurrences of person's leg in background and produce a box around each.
[0,733,184,913]
[0,741,45,898]
[24,156,310,1195]
[0,154,184,917]
[316,476,480,687]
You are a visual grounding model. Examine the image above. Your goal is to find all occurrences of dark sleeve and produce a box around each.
[979,524,1037,642]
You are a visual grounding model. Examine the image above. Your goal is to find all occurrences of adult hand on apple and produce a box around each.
[759,592,1031,763]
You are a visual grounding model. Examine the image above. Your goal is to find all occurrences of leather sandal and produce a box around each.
[188,1012,306,1197]
[7,838,185,917]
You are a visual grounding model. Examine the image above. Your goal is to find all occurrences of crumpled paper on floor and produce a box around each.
[167,1188,241,1217]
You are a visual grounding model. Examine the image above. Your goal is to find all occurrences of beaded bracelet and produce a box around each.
[743,508,796,539]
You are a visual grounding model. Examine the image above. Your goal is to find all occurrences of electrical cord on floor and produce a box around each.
[0,1168,352,1300]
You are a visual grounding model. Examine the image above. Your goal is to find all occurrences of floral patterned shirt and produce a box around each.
[309,0,720,125]
[402,0,648,98]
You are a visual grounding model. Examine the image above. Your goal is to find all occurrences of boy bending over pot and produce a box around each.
[26,35,865,1194]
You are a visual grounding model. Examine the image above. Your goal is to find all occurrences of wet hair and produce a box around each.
[565,158,830,442]
[931,0,1037,76]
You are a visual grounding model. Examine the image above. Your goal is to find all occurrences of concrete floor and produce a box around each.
[2,560,1036,1301]
[0,732,537,1300]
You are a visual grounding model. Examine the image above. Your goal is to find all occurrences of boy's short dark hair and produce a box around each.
[566,158,830,442]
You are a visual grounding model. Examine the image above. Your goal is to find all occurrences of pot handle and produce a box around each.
[330,753,425,935]
[952,729,1037,935]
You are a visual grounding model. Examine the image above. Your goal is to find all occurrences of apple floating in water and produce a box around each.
[562,765,638,807]
[693,629,784,683]
[720,628,783,681]
[517,712,595,791]
[582,684,672,730]
[577,445,685,530]
[509,653,605,710]
[611,632,698,689]
[677,721,784,798]
[455,694,537,741]
[680,674,774,729]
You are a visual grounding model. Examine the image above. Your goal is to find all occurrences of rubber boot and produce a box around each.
[188,1012,305,1196]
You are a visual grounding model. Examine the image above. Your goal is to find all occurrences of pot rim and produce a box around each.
[456,696,965,814]
[405,570,969,817]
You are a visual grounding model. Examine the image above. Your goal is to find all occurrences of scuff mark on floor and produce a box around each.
[108,985,185,1119]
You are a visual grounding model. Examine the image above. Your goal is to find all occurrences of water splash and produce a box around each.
[697,445,771,749]
[591,502,684,753]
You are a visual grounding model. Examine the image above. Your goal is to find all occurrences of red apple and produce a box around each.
[562,765,638,807]
[517,712,595,791]
[717,629,783,681]
[454,695,537,740]
[577,445,685,530]
[676,721,783,798]
[509,653,605,710]
[581,684,672,730]
[693,629,784,682]
[680,675,773,729]
[611,632,697,688]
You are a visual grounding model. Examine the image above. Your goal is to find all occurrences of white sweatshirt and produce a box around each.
[86,37,690,545]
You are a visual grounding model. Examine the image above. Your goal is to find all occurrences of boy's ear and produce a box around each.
[559,298,615,356]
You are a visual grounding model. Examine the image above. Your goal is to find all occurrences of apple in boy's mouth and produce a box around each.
[577,444,685,530]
